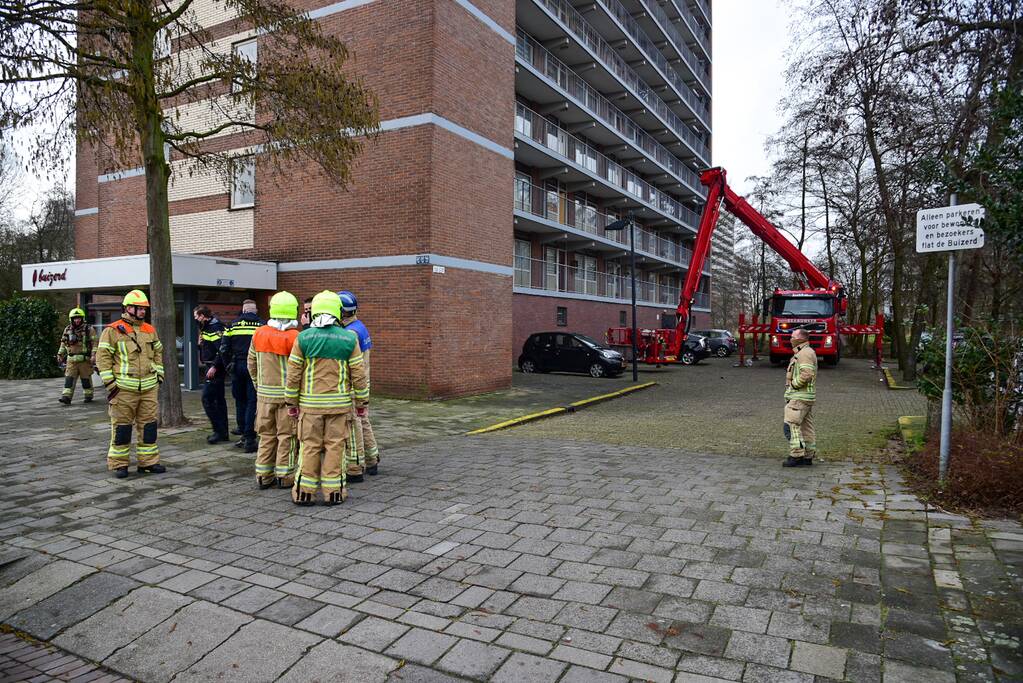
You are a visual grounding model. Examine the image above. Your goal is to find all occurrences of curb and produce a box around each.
[466,381,658,435]
[898,415,926,443]
[883,368,916,390]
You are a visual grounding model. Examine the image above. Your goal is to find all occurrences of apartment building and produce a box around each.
[53,0,712,398]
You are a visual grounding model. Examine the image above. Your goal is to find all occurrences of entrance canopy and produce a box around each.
[21,253,277,293]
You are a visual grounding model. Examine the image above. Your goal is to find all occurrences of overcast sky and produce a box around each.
[711,0,793,195]
[9,1,793,218]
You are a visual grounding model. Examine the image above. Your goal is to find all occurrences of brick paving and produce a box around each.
[0,631,129,682]
[0,371,1019,682]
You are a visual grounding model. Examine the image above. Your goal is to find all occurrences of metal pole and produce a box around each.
[938,193,957,485]
[629,218,638,382]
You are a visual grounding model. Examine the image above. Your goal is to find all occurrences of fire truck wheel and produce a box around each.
[769,354,784,365]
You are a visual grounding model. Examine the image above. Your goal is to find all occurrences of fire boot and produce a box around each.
[325,489,347,506]
[293,489,315,506]
[782,457,806,468]
[347,464,364,484]
[257,476,276,490]
[138,464,166,474]
[367,464,379,476]
[114,467,129,479]
[59,396,72,405]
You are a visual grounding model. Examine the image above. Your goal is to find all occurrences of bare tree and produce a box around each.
[0,0,379,424]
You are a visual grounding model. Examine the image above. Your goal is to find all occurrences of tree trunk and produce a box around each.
[140,101,187,427]
[818,165,835,279]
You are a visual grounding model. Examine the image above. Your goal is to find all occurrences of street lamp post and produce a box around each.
[606,211,638,382]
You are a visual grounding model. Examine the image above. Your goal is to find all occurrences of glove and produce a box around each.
[287,406,300,418]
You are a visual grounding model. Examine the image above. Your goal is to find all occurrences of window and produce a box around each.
[544,247,562,291]
[514,174,531,212]
[232,39,258,93]
[514,239,531,287]
[574,255,596,295]
[556,306,567,327]
[619,310,627,326]
[154,28,172,60]
[230,156,256,209]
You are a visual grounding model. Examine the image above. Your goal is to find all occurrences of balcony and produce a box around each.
[659,0,711,60]
[622,0,711,95]
[515,102,704,232]
[518,0,710,129]
[581,0,711,106]
[513,255,711,310]
[516,30,709,171]
[514,177,694,267]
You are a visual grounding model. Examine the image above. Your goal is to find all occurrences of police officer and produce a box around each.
[338,290,379,479]
[193,305,229,443]
[783,328,817,467]
[220,299,263,453]
[286,291,369,505]
[58,307,95,404]
[96,290,166,478]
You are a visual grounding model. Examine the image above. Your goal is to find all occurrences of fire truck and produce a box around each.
[608,167,883,367]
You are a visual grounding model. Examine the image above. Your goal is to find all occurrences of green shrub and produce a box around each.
[916,325,1022,440]
[0,297,62,379]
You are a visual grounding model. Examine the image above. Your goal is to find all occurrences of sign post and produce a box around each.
[915,197,985,485]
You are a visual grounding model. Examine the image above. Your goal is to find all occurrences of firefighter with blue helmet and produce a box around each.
[337,290,379,479]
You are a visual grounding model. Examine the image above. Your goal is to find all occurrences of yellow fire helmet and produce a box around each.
[310,290,341,320]
[68,307,86,320]
[122,289,150,307]
[269,291,299,320]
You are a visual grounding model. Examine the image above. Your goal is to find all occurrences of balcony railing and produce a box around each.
[663,0,710,54]
[515,177,693,266]
[516,31,709,174]
[513,255,683,305]
[587,0,710,98]
[633,0,710,90]
[515,103,703,229]
[530,0,710,127]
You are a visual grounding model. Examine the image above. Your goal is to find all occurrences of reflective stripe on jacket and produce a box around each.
[247,325,300,403]
[784,342,817,402]
[220,312,263,368]
[198,318,226,369]
[58,323,94,362]
[96,316,164,392]
[285,326,368,413]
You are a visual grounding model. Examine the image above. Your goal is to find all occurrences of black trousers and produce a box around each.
[231,365,258,439]
[201,372,229,436]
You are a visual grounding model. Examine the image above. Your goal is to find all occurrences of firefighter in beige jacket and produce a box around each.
[285,291,369,506]
[248,291,301,489]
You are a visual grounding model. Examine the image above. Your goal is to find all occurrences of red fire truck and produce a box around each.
[608,167,882,367]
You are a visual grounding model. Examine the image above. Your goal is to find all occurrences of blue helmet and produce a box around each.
[336,290,358,313]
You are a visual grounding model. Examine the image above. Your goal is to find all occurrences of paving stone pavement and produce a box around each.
[0,379,1019,682]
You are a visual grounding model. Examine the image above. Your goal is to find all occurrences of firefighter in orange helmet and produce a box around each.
[95,290,166,478]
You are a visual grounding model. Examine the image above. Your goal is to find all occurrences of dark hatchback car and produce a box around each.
[680,333,712,365]
[692,329,738,357]
[519,332,625,378]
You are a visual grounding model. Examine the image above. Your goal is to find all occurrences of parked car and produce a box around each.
[519,332,624,378]
[680,333,712,365]
[692,329,738,357]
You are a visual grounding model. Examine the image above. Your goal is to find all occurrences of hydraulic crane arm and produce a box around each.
[673,167,841,352]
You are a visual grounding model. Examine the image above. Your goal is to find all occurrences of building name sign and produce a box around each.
[31,268,69,288]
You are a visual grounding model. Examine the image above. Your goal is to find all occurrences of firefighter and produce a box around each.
[285,290,369,506]
[57,307,95,404]
[193,306,229,443]
[248,291,301,489]
[337,290,379,480]
[96,290,166,478]
[783,328,817,467]
[221,300,263,453]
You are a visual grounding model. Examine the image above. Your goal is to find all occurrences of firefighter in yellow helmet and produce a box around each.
[285,290,368,505]
[95,290,166,478]
[248,291,301,489]
[57,307,96,404]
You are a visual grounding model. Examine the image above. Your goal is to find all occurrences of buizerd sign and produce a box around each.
[916,203,985,253]
[30,267,68,287]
